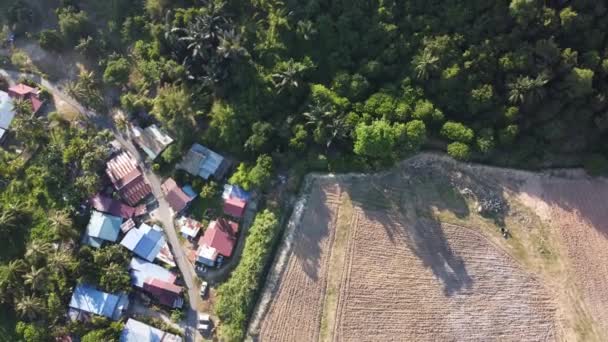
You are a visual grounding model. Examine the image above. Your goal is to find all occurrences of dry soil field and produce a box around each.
[248,154,608,342]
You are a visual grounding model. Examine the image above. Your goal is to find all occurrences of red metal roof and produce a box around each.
[199,220,237,257]
[161,178,193,214]
[106,152,152,205]
[89,193,135,219]
[8,83,35,96]
[143,278,182,307]
[223,197,247,218]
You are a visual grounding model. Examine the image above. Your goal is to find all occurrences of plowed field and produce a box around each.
[249,154,608,341]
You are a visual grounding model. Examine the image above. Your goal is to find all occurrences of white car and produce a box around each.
[198,312,211,332]
[200,281,208,297]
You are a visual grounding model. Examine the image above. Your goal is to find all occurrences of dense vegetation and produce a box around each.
[3,0,608,339]
[215,210,280,341]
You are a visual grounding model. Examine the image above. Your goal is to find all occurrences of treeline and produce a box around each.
[214,209,279,341]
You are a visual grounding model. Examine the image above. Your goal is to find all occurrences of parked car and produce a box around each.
[200,281,208,298]
[198,312,211,333]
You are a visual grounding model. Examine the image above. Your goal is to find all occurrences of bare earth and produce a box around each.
[249,154,608,342]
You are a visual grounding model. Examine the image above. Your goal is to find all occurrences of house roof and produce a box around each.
[222,184,251,202]
[143,278,183,308]
[84,211,122,247]
[132,125,174,160]
[8,83,35,96]
[69,284,129,320]
[106,152,152,205]
[177,216,201,238]
[161,178,195,214]
[121,223,165,262]
[0,91,15,130]
[196,245,218,266]
[177,144,224,180]
[199,220,237,257]
[156,243,176,268]
[8,84,44,113]
[120,318,182,342]
[223,197,247,218]
[89,194,136,219]
[129,257,176,288]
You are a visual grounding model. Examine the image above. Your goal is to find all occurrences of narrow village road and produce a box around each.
[0,68,201,342]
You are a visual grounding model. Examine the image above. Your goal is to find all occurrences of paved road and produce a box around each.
[0,68,201,341]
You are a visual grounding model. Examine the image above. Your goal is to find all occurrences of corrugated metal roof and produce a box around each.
[120,223,166,262]
[84,211,122,246]
[161,178,195,214]
[120,318,182,342]
[106,152,152,205]
[177,144,224,180]
[223,197,247,218]
[69,284,128,320]
[89,194,136,218]
[133,124,174,160]
[199,220,236,257]
[129,257,176,288]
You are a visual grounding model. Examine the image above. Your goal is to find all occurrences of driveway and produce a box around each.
[0,68,202,342]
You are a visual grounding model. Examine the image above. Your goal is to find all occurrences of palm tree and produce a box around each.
[508,74,549,104]
[49,209,76,241]
[216,29,247,60]
[25,241,53,264]
[48,251,75,276]
[0,259,27,302]
[24,266,46,293]
[303,102,346,148]
[272,60,309,94]
[12,98,33,117]
[412,50,439,80]
[15,295,45,321]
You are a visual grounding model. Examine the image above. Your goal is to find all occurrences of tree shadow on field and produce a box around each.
[502,172,608,238]
[346,159,507,296]
[292,180,335,281]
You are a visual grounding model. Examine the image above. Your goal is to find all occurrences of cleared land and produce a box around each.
[249,154,608,341]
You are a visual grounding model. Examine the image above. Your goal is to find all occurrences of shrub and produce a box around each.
[38,29,63,52]
[440,121,474,143]
[447,142,471,160]
[57,8,91,45]
[215,210,280,341]
[103,57,130,86]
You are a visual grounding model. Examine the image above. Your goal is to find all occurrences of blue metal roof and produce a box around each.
[182,185,197,199]
[129,257,175,288]
[120,318,181,342]
[120,223,165,262]
[222,184,251,202]
[69,284,128,320]
[85,211,122,246]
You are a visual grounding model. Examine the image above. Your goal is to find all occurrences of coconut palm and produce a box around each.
[25,241,53,264]
[0,259,27,302]
[15,295,45,321]
[48,251,75,276]
[412,50,439,80]
[12,98,33,117]
[49,209,76,241]
[271,60,309,94]
[24,266,46,292]
[508,74,549,104]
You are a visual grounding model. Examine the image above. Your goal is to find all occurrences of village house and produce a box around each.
[177,143,229,180]
[120,318,182,342]
[68,284,129,321]
[120,223,166,262]
[8,83,44,114]
[82,210,123,248]
[106,152,152,206]
[0,91,15,142]
[88,193,141,219]
[129,257,184,309]
[161,178,196,216]
[196,219,238,266]
[177,216,202,241]
[131,124,174,160]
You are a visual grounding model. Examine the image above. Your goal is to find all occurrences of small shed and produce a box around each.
[132,124,174,160]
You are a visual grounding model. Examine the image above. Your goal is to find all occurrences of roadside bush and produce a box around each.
[38,29,64,52]
[215,210,280,341]
[447,142,471,161]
